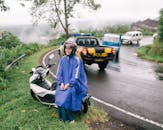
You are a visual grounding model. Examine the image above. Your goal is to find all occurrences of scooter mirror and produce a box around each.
[32,68,36,72]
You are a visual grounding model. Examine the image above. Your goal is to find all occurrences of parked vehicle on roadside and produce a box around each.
[122,31,143,45]
[102,33,122,60]
[58,33,115,70]
[29,54,91,113]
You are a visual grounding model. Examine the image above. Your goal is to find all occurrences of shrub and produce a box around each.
[0,31,21,49]
[24,43,44,55]
[78,25,131,38]
[0,31,46,90]
[48,34,66,46]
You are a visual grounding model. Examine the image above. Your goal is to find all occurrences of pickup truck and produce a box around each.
[102,33,122,61]
[58,34,115,70]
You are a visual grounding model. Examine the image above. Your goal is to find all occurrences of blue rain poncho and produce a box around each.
[55,55,88,112]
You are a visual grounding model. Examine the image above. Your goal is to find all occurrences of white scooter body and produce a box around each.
[29,65,57,106]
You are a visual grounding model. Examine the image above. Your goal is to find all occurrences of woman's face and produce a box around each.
[65,47,72,55]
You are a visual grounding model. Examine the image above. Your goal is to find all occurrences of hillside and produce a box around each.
[131,18,158,32]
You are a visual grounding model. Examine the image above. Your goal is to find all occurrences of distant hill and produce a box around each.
[131,18,158,32]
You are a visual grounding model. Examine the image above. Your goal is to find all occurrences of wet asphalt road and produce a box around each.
[44,36,163,130]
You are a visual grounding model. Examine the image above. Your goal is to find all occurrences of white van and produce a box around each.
[122,31,143,45]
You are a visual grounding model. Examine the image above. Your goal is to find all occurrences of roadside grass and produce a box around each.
[137,45,163,63]
[0,47,108,130]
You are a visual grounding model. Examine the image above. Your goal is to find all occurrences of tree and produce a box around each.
[0,0,9,11]
[31,0,101,38]
[158,8,163,43]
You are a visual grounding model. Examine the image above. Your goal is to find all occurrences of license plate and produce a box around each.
[95,59,103,62]
[95,53,102,56]
[95,53,107,57]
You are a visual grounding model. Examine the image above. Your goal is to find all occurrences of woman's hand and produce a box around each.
[60,83,64,90]
[64,83,70,90]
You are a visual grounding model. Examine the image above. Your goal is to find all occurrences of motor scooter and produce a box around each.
[29,54,90,113]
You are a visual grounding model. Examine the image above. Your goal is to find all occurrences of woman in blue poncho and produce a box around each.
[55,41,88,123]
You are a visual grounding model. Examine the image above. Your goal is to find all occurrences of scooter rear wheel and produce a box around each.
[82,101,88,113]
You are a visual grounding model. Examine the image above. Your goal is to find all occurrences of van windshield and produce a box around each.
[125,33,132,36]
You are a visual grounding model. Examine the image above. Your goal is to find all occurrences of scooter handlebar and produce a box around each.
[47,63,56,68]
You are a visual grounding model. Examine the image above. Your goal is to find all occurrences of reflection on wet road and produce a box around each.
[107,36,162,81]
[108,46,158,81]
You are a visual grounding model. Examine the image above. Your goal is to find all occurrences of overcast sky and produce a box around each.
[0,0,163,25]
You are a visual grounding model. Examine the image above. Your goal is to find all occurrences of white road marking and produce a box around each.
[91,96,163,129]
[42,49,163,129]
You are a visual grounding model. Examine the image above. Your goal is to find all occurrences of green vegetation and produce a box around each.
[48,34,67,47]
[0,46,108,130]
[0,31,109,130]
[0,31,21,49]
[79,25,131,38]
[77,25,153,38]
[158,9,163,42]
[0,32,46,90]
[137,8,163,63]
[142,29,154,36]
[137,42,163,63]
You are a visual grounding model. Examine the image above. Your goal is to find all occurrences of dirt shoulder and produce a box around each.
[89,116,137,130]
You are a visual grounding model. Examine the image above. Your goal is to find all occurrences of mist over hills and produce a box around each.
[0,19,132,44]
[0,24,59,44]
[0,18,157,44]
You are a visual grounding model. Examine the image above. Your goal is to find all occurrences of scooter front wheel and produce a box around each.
[30,90,37,100]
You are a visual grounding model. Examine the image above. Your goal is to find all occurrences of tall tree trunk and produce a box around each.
[64,0,69,38]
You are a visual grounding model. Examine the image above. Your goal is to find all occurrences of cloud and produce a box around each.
[0,0,32,25]
[0,0,163,25]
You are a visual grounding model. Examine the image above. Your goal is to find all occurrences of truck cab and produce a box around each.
[102,33,122,60]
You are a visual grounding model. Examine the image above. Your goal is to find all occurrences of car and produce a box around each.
[122,31,143,45]
[58,33,115,70]
[102,33,122,60]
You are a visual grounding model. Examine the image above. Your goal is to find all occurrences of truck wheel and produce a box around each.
[129,41,132,45]
[115,52,119,61]
[98,61,108,70]
[137,40,140,46]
